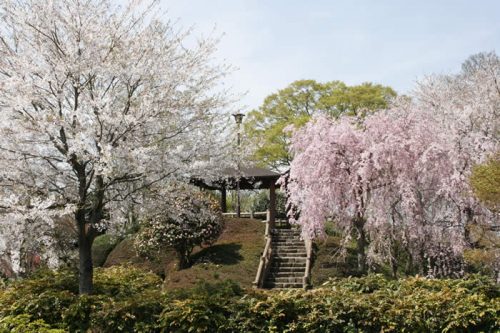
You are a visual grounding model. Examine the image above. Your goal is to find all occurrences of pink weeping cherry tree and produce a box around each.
[283,52,499,277]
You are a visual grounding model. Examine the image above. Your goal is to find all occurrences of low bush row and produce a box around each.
[0,267,498,332]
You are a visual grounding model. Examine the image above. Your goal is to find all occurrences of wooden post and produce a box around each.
[269,181,276,229]
[236,181,241,217]
[220,187,227,213]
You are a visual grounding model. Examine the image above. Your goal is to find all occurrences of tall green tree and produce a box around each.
[244,80,396,170]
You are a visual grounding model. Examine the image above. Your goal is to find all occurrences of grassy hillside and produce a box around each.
[99,217,365,289]
[103,218,266,289]
[164,217,266,289]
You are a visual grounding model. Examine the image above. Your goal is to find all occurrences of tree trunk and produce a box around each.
[175,244,192,270]
[78,231,94,294]
[177,252,190,270]
[354,218,367,274]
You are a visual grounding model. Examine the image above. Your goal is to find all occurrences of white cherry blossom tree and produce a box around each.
[0,0,232,293]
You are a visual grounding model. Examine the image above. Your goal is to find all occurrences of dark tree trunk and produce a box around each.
[74,170,105,295]
[78,230,94,294]
[354,218,367,274]
[177,254,190,270]
[176,244,193,270]
[76,206,97,295]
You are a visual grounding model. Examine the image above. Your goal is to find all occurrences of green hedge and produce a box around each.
[0,269,498,332]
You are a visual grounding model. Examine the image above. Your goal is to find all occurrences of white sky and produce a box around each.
[161,0,500,110]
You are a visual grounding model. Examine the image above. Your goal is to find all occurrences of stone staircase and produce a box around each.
[264,228,306,289]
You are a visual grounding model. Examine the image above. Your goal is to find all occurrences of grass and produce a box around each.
[164,218,265,289]
[102,218,266,290]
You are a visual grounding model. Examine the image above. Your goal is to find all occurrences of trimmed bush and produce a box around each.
[0,269,498,332]
[0,266,164,332]
[0,314,64,333]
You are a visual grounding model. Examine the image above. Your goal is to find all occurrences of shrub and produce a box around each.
[0,266,164,332]
[135,185,224,269]
[0,314,64,333]
[159,280,242,332]
[92,234,121,267]
[0,269,498,332]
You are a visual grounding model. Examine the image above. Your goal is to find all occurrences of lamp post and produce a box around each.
[233,112,244,218]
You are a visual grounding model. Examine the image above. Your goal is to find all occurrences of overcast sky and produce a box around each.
[162,0,500,111]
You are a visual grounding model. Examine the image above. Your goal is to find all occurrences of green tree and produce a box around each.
[470,154,500,211]
[244,80,396,170]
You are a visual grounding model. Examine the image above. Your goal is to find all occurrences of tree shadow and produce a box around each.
[192,243,243,265]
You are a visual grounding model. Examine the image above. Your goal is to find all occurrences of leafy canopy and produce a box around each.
[244,79,396,170]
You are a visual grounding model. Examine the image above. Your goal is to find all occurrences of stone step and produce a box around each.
[273,257,307,261]
[272,242,304,246]
[264,282,303,289]
[274,253,307,258]
[274,247,306,252]
[271,257,307,265]
[269,265,305,271]
[274,249,306,253]
[267,272,304,278]
[268,266,305,273]
[273,244,305,248]
[273,249,306,254]
[266,276,303,284]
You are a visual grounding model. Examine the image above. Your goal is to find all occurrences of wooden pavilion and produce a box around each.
[192,166,281,224]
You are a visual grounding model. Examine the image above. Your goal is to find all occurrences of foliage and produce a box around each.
[0,314,64,333]
[0,0,232,293]
[159,280,242,332]
[0,266,163,332]
[92,234,121,267]
[464,248,499,281]
[135,185,224,269]
[470,154,500,210]
[283,52,499,277]
[0,267,498,332]
[250,189,287,217]
[244,79,396,170]
[159,275,499,333]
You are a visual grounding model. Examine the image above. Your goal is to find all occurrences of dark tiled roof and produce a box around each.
[192,166,281,190]
[221,166,280,178]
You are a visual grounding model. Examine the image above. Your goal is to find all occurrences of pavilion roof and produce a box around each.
[193,166,281,190]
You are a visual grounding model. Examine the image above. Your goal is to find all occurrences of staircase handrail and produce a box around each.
[303,237,312,289]
[253,211,273,288]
